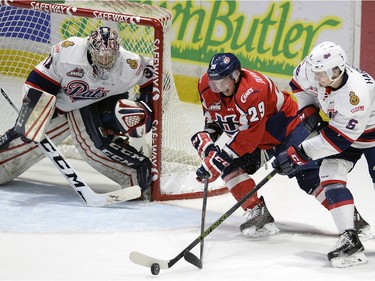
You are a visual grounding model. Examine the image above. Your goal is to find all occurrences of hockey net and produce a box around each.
[0,0,226,201]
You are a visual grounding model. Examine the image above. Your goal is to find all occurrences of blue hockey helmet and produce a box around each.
[207,53,241,81]
[207,53,241,94]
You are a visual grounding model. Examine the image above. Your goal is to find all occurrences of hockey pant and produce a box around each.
[221,107,323,210]
[274,121,321,195]
[0,115,70,185]
[222,130,321,212]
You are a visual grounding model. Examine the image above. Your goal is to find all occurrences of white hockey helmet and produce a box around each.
[306,41,347,84]
[88,26,121,71]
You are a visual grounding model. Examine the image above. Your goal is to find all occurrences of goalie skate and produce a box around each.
[0,129,19,150]
[354,208,375,241]
[328,229,368,268]
[240,196,280,237]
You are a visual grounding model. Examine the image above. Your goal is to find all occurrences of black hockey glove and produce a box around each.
[272,145,311,176]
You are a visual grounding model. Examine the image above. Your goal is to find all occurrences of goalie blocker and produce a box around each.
[14,88,56,142]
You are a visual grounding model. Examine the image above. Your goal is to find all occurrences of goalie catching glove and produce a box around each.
[115,99,152,138]
[196,149,231,183]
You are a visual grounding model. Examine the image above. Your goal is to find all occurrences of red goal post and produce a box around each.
[0,0,227,201]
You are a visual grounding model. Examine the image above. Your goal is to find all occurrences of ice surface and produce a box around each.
[0,103,374,280]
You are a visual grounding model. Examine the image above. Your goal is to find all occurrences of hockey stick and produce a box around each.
[1,87,141,207]
[184,178,209,269]
[129,168,278,274]
[199,179,209,263]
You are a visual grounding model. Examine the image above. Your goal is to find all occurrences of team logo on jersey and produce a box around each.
[63,81,110,101]
[349,91,360,105]
[66,68,84,78]
[208,101,221,111]
[240,87,255,103]
[61,41,75,48]
[127,59,138,69]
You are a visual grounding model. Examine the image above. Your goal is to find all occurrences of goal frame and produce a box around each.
[0,0,227,201]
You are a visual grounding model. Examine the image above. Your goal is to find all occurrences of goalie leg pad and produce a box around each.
[68,103,152,191]
[14,88,56,142]
[0,116,69,185]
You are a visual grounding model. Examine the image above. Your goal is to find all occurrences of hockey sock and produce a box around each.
[225,173,261,210]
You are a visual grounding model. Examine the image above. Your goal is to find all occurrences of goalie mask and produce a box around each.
[88,26,121,76]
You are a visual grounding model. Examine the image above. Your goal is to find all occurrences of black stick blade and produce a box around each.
[184,251,202,269]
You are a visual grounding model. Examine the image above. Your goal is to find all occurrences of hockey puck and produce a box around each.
[151,263,160,275]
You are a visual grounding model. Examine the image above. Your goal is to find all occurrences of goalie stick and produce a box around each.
[1,87,141,207]
[129,168,278,273]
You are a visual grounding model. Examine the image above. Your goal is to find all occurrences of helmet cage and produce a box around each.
[88,27,121,71]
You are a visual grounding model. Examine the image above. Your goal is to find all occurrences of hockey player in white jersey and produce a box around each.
[273,41,375,267]
[0,26,154,198]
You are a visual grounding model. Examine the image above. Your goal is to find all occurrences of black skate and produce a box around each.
[240,196,279,237]
[328,229,368,268]
[354,207,374,240]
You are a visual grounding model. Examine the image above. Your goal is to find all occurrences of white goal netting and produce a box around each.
[0,0,226,200]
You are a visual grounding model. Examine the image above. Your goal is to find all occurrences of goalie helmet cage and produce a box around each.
[0,0,227,201]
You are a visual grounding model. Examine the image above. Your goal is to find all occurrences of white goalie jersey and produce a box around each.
[24,36,153,112]
[0,33,154,192]
[290,60,375,160]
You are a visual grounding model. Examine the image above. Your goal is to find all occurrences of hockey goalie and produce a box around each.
[0,26,154,199]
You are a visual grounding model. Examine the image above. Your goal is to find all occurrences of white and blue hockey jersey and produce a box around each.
[290,59,375,160]
[24,36,153,112]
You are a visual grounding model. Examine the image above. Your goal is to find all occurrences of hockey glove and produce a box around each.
[196,150,231,183]
[191,131,218,159]
[272,145,311,176]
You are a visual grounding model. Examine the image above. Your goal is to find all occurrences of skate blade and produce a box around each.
[242,223,280,238]
[358,226,375,241]
[331,252,368,268]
